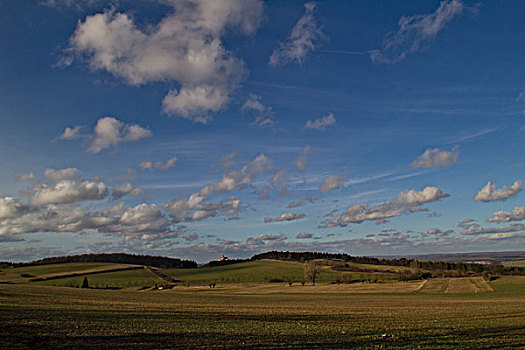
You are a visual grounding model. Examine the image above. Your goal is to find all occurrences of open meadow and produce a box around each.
[0,259,524,349]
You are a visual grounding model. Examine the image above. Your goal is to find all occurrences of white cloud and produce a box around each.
[369,0,467,64]
[288,195,313,208]
[242,94,276,128]
[166,154,270,222]
[59,126,84,140]
[182,233,199,242]
[140,156,177,171]
[16,173,35,182]
[111,183,143,200]
[304,113,336,131]
[295,146,311,171]
[461,223,525,235]
[29,180,108,205]
[67,1,264,123]
[474,181,522,202]
[487,206,525,223]
[44,168,81,182]
[394,186,449,206]
[426,228,453,236]
[270,2,324,66]
[410,147,459,168]
[246,233,286,244]
[265,212,306,223]
[88,117,152,154]
[60,117,152,154]
[296,232,313,239]
[319,174,346,192]
[324,186,448,227]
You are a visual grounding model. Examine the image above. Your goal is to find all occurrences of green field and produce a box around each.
[0,277,524,349]
[159,259,400,285]
[503,259,525,267]
[0,262,127,283]
[34,268,165,288]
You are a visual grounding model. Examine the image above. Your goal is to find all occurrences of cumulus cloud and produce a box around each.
[323,186,448,227]
[487,206,525,223]
[140,156,177,171]
[111,183,143,200]
[426,228,453,236]
[319,174,346,192]
[44,168,81,182]
[458,218,476,228]
[295,146,311,171]
[369,0,467,64]
[296,232,313,239]
[166,154,271,222]
[60,117,152,154]
[59,126,84,140]
[29,180,108,206]
[246,233,286,244]
[265,212,305,223]
[67,1,263,123]
[182,233,199,242]
[394,186,449,206]
[242,94,276,128]
[288,195,313,208]
[16,173,35,182]
[410,147,459,168]
[461,223,525,235]
[304,113,336,131]
[474,181,522,202]
[270,2,323,66]
[88,117,152,154]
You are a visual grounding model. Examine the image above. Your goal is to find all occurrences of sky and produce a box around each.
[0,0,524,263]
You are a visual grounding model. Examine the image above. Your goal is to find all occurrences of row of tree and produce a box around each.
[249,251,525,276]
[5,253,197,269]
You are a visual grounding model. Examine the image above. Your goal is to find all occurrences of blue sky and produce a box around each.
[0,0,523,262]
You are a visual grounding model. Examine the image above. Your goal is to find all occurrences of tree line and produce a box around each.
[4,253,197,269]
[249,251,524,275]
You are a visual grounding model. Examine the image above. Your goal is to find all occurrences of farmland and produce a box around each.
[0,258,524,349]
[1,277,524,349]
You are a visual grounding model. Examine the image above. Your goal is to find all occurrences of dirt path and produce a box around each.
[445,278,478,293]
[414,280,428,292]
[145,267,179,284]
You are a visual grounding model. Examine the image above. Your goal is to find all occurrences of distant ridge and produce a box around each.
[2,253,197,269]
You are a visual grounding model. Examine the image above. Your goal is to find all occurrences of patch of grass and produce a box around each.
[34,268,164,289]
[159,259,398,285]
[0,263,120,283]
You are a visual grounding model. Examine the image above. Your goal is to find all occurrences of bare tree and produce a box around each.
[304,261,321,286]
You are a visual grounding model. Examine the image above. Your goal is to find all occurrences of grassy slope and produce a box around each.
[159,259,399,284]
[0,263,123,283]
[0,277,523,349]
[34,268,165,288]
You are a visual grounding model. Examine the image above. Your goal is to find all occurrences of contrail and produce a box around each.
[317,49,367,55]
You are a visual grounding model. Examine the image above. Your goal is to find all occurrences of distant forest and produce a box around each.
[2,253,197,269]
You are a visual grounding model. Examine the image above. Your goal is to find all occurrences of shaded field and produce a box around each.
[0,263,126,283]
[0,277,524,349]
[34,268,165,289]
